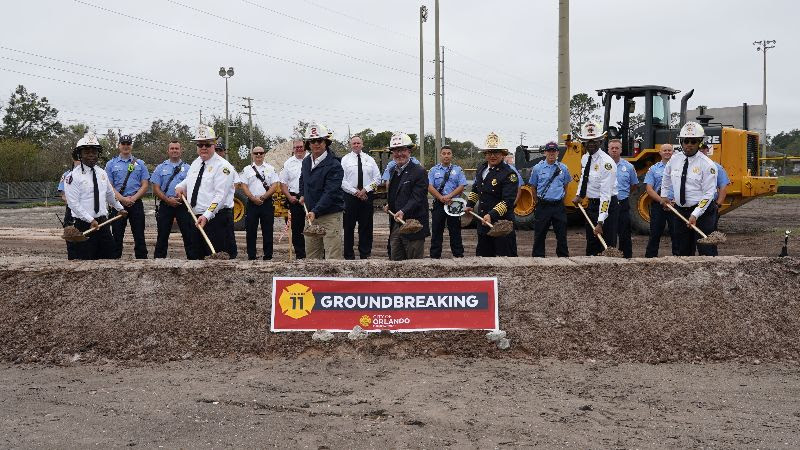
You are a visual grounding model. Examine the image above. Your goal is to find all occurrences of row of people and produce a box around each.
[61,121,728,260]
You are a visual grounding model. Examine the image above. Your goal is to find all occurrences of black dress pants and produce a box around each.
[288,197,306,259]
[154,202,194,259]
[110,199,148,259]
[532,201,569,257]
[343,193,374,259]
[72,217,116,260]
[189,208,231,260]
[429,202,464,258]
[246,200,274,260]
[584,196,618,256]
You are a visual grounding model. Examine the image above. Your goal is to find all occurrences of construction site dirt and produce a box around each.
[0,197,798,447]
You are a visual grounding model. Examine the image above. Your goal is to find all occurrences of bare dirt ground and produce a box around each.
[0,197,797,259]
[0,198,798,447]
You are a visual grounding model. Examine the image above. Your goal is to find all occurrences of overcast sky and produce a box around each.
[1,0,797,147]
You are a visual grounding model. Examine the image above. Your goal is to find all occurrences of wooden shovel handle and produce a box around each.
[302,202,314,225]
[82,213,126,236]
[576,203,609,250]
[386,209,406,225]
[467,210,494,228]
[664,203,709,239]
[180,194,217,254]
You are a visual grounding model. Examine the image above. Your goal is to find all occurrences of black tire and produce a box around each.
[233,191,247,231]
[629,184,651,236]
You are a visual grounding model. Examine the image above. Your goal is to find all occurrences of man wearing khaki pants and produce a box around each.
[298,123,344,259]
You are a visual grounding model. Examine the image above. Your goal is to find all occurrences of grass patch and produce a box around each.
[778,176,800,186]
[773,193,800,199]
[0,201,66,209]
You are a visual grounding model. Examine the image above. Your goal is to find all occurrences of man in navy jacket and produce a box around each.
[384,132,429,260]
[299,124,345,259]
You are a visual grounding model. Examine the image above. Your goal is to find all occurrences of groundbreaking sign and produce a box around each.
[271,277,498,332]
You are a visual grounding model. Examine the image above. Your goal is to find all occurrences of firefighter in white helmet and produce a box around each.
[298,123,345,259]
[571,121,619,256]
[659,121,718,256]
[64,133,127,260]
[174,124,237,260]
[383,132,429,260]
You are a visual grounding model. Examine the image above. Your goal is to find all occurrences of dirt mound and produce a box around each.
[1,256,799,364]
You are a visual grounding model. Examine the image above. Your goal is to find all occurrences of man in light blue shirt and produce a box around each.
[528,141,571,257]
[151,140,193,259]
[608,139,639,258]
[106,134,150,259]
[643,144,678,257]
[427,145,467,258]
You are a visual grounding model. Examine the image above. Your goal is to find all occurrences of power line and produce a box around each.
[446,81,556,113]
[72,0,416,93]
[239,0,419,60]
[444,64,556,103]
[444,45,556,95]
[166,0,419,77]
[448,98,555,124]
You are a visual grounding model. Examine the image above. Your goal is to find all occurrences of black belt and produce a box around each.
[76,215,107,224]
[537,198,562,206]
[588,195,618,205]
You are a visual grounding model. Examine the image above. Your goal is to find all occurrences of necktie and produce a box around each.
[190,161,205,208]
[679,156,689,205]
[91,167,100,213]
[578,153,592,198]
[356,153,363,190]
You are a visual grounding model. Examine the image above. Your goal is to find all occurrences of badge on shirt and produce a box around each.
[692,166,701,174]
[593,164,599,171]
[451,169,457,176]
[604,163,612,171]
[491,178,498,186]
[181,166,185,172]
[509,173,517,183]
[621,166,627,172]
[128,163,135,172]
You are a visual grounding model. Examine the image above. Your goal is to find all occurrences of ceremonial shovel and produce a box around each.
[180,194,230,260]
[665,203,727,245]
[385,209,424,234]
[576,203,624,258]
[61,213,126,242]
[301,202,327,237]
[444,198,513,237]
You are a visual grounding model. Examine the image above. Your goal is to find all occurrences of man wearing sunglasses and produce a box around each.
[279,140,308,258]
[659,121,718,256]
[298,124,344,259]
[174,125,236,259]
[241,146,280,260]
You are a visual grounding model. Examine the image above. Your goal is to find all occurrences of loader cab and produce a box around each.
[596,85,681,157]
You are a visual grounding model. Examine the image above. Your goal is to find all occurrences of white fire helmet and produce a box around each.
[192,124,217,142]
[76,133,101,148]
[482,131,509,154]
[577,121,607,141]
[304,123,330,141]
[389,132,414,149]
[679,121,705,139]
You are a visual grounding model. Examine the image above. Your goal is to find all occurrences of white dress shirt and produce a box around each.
[660,151,718,218]
[279,154,307,193]
[340,150,381,195]
[64,165,124,223]
[576,149,617,222]
[175,153,235,220]
[241,162,279,197]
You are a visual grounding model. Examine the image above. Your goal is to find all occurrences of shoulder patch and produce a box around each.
[509,173,518,183]
[223,167,230,175]
[710,167,716,175]
[604,163,612,171]
[66,175,72,185]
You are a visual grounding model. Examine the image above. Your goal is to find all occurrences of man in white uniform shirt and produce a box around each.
[64,133,127,260]
[660,121,718,256]
[240,146,280,260]
[571,122,618,256]
[174,125,236,260]
[340,136,381,259]
[279,140,307,259]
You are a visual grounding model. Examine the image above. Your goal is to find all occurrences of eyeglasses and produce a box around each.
[196,143,214,148]
[293,146,305,150]
[682,138,702,145]
[252,151,265,156]
[308,138,325,144]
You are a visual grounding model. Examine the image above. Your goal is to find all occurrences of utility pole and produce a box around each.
[218,67,234,149]
[419,5,427,166]
[433,0,441,163]
[557,0,570,141]
[519,132,527,146]
[242,96,254,149]
[753,39,776,175]
[199,109,203,124]
[441,45,446,144]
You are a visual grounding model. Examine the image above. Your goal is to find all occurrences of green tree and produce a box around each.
[771,129,800,156]
[208,115,285,170]
[569,93,601,135]
[0,85,63,145]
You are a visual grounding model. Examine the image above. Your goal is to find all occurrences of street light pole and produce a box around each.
[419,5,427,168]
[433,0,441,162]
[218,66,235,150]
[753,40,775,175]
